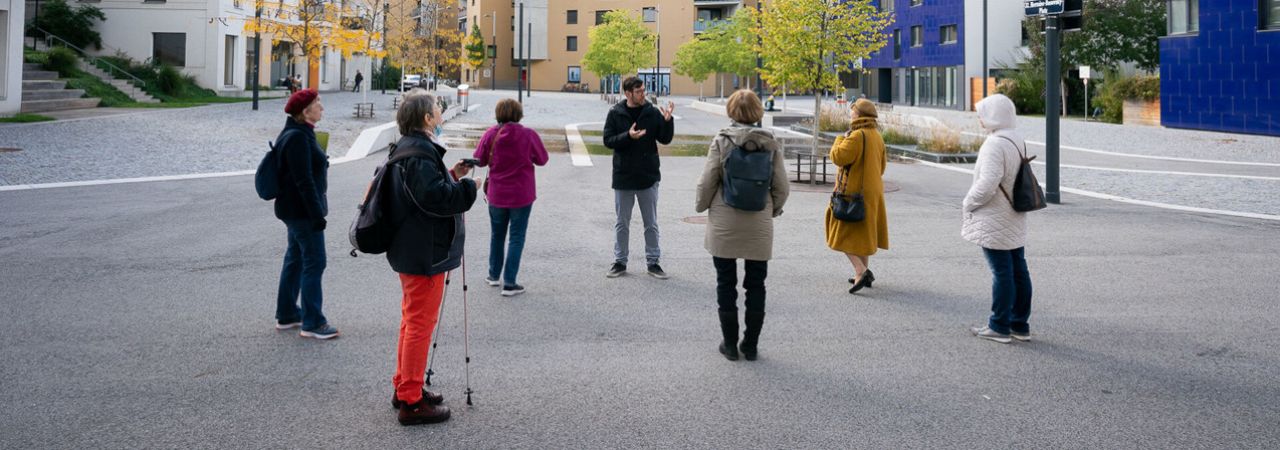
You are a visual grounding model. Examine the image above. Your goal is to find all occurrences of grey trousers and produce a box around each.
[614,183,661,265]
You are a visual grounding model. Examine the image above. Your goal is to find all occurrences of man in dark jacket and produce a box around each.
[353,70,364,93]
[602,76,675,279]
[273,89,339,340]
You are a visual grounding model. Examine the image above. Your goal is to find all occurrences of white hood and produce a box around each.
[976,94,1018,132]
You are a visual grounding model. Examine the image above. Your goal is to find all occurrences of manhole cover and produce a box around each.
[0,147,20,153]
[682,215,708,224]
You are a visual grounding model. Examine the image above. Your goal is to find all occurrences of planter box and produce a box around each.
[1123,99,1161,127]
[885,143,978,164]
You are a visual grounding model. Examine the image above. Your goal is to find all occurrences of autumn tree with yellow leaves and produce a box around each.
[245,0,385,88]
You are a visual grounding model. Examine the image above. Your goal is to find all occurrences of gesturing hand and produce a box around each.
[628,123,647,140]
[661,101,675,122]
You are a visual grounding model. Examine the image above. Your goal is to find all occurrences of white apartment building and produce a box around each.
[2,0,25,115]
[62,0,375,94]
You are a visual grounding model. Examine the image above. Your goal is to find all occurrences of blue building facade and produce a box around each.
[1160,0,1280,136]
[862,0,967,108]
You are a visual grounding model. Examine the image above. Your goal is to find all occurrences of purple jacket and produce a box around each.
[473,122,549,208]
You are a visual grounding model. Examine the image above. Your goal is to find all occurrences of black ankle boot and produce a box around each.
[718,310,740,361]
[739,311,766,361]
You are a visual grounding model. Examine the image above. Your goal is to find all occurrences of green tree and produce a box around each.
[464,24,487,71]
[673,37,715,98]
[754,0,891,155]
[706,10,758,94]
[31,0,107,50]
[582,10,656,94]
[1062,0,1165,73]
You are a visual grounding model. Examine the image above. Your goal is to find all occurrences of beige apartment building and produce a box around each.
[458,0,760,96]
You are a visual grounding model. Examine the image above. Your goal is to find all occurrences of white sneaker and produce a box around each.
[501,284,525,297]
[1010,331,1031,342]
[970,326,1012,344]
[485,277,501,287]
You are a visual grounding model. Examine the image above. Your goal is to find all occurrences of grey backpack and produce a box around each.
[721,139,773,212]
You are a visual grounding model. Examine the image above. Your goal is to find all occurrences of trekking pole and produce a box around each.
[424,272,450,386]
[462,247,475,405]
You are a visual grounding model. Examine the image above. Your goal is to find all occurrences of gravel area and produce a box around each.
[1043,166,1280,216]
[0,91,399,186]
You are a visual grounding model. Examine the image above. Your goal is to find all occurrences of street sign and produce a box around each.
[1024,0,1064,16]
[1079,65,1091,79]
[483,69,491,78]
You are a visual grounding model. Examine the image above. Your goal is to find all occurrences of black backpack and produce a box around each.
[254,129,300,200]
[347,143,434,256]
[721,139,774,212]
[997,136,1047,213]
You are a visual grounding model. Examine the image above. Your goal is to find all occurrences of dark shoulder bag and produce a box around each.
[829,133,867,222]
[996,136,1047,212]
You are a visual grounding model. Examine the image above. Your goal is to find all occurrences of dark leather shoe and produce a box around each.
[392,389,444,409]
[848,270,875,288]
[397,400,451,426]
[719,340,740,361]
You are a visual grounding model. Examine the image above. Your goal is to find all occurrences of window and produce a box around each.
[643,7,657,23]
[153,33,186,67]
[1264,0,1280,29]
[511,16,515,31]
[910,0,922,5]
[881,0,894,12]
[567,10,578,24]
[697,9,723,21]
[893,29,901,59]
[940,25,957,44]
[1167,0,1199,34]
[224,35,236,86]
[595,10,609,25]
[321,47,328,83]
[568,66,581,83]
[910,26,922,47]
[566,36,578,51]
[1021,24,1030,46]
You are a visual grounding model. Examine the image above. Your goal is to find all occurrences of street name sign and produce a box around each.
[1025,0,1064,16]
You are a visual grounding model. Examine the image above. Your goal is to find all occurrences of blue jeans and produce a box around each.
[983,247,1032,335]
[277,220,327,330]
[489,205,532,286]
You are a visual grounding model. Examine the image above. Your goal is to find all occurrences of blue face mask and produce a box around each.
[434,125,443,138]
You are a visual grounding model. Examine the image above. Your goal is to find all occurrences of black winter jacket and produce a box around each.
[273,117,329,222]
[602,100,674,190]
[385,132,478,276]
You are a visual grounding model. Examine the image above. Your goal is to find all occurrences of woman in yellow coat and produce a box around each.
[825,99,889,294]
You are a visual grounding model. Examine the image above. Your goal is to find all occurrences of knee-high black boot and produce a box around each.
[739,311,766,361]
[718,310,740,361]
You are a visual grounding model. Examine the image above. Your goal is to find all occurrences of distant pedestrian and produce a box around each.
[384,90,478,425]
[353,70,364,93]
[602,76,675,279]
[472,99,548,297]
[825,98,889,294]
[695,90,790,361]
[292,74,302,93]
[272,89,338,340]
[963,94,1034,344]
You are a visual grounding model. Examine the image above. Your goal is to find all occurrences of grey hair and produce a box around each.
[396,89,439,136]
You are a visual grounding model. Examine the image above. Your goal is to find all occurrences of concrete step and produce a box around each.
[22,89,87,101]
[21,98,102,113]
[23,70,60,81]
[23,80,67,91]
[24,63,44,71]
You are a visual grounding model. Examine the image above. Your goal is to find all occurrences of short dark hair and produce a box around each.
[495,98,523,123]
[396,90,437,136]
[622,76,644,92]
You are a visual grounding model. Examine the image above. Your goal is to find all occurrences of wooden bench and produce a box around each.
[353,102,374,118]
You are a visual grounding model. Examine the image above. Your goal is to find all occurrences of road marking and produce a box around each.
[908,158,1280,222]
[955,130,1280,167]
[1031,161,1280,181]
[564,122,601,167]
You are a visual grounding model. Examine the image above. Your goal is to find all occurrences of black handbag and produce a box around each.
[830,134,867,222]
[996,136,1047,213]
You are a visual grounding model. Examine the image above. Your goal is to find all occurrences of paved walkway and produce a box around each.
[1,151,1277,447]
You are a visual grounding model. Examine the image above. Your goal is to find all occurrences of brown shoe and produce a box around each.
[391,389,444,409]
[398,400,451,426]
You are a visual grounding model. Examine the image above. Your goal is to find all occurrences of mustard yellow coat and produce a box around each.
[824,127,889,256]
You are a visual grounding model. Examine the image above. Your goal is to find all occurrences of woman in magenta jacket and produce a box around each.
[473,99,549,297]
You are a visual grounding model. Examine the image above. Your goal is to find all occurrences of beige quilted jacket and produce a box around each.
[962,95,1027,250]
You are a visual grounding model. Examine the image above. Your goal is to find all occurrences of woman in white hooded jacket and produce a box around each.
[962,94,1033,344]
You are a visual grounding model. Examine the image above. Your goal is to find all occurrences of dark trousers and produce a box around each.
[488,205,532,286]
[982,247,1032,335]
[277,220,327,330]
[713,257,767,314]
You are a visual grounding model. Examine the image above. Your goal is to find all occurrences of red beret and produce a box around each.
[284,89,319,115]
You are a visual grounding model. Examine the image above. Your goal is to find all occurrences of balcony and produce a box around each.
[693,19,727,33]
[694,0,741,5]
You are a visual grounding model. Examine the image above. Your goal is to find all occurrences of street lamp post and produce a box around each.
[982,0,988,98]
[487,12,496,91]
[654,5,660,100]
[518,1,524,103]
[252,6,261,111]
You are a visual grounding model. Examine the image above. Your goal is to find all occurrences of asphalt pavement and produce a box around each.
[2,150,1278,448]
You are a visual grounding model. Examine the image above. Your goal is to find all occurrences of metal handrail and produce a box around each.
[32,27,148,88]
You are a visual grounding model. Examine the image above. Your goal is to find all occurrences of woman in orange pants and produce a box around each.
[383,91,478,426]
